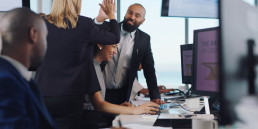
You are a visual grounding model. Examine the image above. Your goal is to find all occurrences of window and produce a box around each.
[121,0,185,88]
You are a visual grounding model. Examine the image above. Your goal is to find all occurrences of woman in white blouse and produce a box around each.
[88,43,160,115]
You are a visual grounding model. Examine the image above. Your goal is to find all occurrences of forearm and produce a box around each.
[139,89,149,95]
[90,92,137,115]
[94,101,137,115]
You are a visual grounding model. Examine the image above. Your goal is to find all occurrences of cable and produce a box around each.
[174,89,187,97]
[175,97,196,112]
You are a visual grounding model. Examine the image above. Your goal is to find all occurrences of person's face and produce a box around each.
[30,21,48,67]
[99,44,118,62]
[122,5,145,32]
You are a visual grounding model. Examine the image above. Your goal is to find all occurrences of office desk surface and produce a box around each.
[113,115,159,127]
[113,98,215,128]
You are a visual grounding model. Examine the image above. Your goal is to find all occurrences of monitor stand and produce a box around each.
[195,96,220,115]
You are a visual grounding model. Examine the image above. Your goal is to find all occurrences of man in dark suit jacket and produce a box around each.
[0,8,57,129]
[95,3,164,105]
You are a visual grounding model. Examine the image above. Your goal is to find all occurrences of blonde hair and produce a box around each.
[46,0,81,29]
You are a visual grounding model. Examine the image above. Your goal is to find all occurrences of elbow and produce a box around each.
[93,102,105,112]
[115,35,120,44]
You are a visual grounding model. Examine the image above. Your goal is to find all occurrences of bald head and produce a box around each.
[0,8,45,49]
[0,8,48,68]
[122,3,146,32]
[128,3,146,18]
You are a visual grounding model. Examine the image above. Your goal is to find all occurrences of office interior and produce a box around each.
[1,0,258,128]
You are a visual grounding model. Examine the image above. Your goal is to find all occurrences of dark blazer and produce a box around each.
[35,16,120,96]
[0,58,57,129]
[102,22,161,101]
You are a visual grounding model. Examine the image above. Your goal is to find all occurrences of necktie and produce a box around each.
[115,33,131,85]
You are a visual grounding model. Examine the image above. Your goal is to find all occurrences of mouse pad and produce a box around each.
[153,119,192,129]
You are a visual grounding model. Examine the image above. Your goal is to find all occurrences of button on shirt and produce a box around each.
[104,24,136,89]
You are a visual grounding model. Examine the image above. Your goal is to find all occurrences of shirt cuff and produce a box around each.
[94,18,104,25]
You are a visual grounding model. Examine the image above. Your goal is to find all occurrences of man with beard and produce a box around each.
[0,8,57,129]
[95,3,164,105]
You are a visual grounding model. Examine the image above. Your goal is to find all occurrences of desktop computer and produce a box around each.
[180,44,193,85]
[154,27,220,128]
[191,27,220,114]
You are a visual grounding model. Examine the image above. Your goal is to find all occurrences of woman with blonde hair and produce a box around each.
[34,0,120,129]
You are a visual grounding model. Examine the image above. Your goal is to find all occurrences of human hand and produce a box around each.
[134,102,160,115]
[96,0,109,22]
[151,99,166,104]
[158,85,166,90]
[159,89,174,94]
[99,0,116,20]
[120,102,134,107]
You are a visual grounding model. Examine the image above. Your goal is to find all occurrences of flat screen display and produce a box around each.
[180,44,193,84]
[196,29,219,92]
[161,0,218,18]
[192,27,219,97]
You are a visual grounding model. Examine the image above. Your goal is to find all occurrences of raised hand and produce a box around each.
[99,0,116,20]
[96,0,108,22]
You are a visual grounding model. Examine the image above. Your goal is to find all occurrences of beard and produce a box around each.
[122,18,141,32]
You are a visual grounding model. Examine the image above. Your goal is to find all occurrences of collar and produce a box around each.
[0,55,32,81]
[121,23,136,38]
[94,59,101,65]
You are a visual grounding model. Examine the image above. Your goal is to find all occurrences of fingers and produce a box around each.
[151,99,166,104]
[143,105,159,114]
[99,3,105,10]
[158,85,166,90]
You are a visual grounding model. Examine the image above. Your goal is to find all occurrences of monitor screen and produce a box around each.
[161,0,219,18]
[0,0,30,12]
[191,27,219,97]
[220,0,258,125]
[180,44,193,84]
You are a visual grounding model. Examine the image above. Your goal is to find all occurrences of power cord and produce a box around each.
[175,97,196,113]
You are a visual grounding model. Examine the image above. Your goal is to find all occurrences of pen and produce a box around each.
[179,114,197,118]
[137,49,138,55]
[118,116,122,127]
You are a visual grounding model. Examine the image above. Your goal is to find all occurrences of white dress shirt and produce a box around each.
[0,55,32,81]
[104,25,136,89]
[93,59,106,100]
[94,19,137,89]
[130,78,144,101]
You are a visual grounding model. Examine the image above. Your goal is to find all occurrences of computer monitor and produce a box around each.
[220,0,258,125]
[180,44,193,84]
[191,27,219,97]
[0,0,30,12]
[161,0,218,18]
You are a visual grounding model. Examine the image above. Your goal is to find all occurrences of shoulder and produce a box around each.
[0,74,25,93]
[136,29,150,38]
[78,15,94,24]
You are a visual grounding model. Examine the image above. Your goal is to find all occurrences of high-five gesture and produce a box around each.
[98,0,116,21]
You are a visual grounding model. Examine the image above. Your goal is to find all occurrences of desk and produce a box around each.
[113,97,215,128]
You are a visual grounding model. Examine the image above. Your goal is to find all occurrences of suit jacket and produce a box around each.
[0,58,57,129]
[101,22,161,101]
[35,16,120,96]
